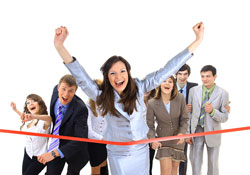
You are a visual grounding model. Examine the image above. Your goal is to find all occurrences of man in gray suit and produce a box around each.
[186,65,229,175]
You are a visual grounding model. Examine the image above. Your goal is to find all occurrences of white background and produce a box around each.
[0,0,249,174]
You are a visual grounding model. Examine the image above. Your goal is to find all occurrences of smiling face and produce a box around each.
[201,71,217,89]
[25,99,40,114]
[57,82,77,105]
[176,70,189,87]
[108,61,128,95]
[160,77,174,95]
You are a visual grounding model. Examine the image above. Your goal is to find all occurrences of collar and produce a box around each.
[177,83,187,91]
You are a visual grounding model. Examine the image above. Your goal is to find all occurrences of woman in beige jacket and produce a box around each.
[147,76,189,175]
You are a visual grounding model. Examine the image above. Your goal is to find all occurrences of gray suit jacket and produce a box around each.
[147,93,189,149]
[188,85,229,147]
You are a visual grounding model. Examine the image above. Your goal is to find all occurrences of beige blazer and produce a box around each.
[147,93,189,148]
[188,85,229,147]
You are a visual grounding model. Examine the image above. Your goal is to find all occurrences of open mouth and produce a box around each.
[30,106,36,110]
[62,96,68,102]
[164,86,170,90]
[115,80,124,88]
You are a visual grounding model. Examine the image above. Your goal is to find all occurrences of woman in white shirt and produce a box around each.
[10,94,52,175]
[87,79,108,175]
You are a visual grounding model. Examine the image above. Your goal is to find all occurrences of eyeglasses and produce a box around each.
[26,99,37,105]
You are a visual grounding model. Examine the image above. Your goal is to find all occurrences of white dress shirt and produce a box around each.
[23,120,50,158]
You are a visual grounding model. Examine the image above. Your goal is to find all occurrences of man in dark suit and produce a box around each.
[176,64,198,175]
[38,74,89,175]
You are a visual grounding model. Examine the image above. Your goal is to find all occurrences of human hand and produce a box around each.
[205,102,213,113]
[225,101,231,113]
[177,134,184,145]
[193,22,204,42]
[37,152,55,165]
[54,26,69,49]
[186,104,192,112]
[151,141,162,150]
[186,137,193,144]
[22,113,34,122]
[10,102,17,111]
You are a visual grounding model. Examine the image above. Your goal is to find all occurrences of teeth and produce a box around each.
[116,80,123,83]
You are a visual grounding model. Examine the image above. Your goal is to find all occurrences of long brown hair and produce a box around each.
[89,79,103,117]
[96,56,138,117]
[154,76,178,101]
[20,94,48,130]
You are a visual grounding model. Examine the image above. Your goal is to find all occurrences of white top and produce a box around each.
[87,105,107,140]
[22,120,50,158]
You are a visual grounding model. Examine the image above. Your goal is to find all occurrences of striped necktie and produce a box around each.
[199,90,209,128]
[48,104,63,152]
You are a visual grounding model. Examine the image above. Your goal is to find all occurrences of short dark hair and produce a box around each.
[177,64,191,75]
[200,65,217,76]
[59,74,78,89]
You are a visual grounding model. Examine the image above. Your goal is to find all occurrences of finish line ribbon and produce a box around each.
[0,126,250,146]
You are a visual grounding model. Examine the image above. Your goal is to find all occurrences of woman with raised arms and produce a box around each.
[53,22,204,175]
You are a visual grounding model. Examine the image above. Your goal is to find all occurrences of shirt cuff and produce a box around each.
[57,149,64,158]
[209,109,215,117]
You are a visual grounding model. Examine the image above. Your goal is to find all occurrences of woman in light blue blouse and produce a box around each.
[53,22,204,175]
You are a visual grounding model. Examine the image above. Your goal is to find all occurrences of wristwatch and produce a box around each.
[51,150,57,158]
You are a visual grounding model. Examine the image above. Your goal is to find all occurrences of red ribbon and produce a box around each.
[0,126,249,145]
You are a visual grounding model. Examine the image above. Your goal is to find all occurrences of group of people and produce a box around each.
[10,21,230,175]
[146,64,229,175]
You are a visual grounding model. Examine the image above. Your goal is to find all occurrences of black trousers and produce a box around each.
[179,143,188,175]
[45,154,88,175]
[149,145,155,175]
[22,149,45,175]
[88,142,107,167]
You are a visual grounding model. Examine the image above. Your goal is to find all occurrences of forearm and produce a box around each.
[14,109,22,117]
[187,38,203,53]
[211,109,229,123]
[142,48,192,93]
[55,45,74,64]
[32,115,52,123]
[65,59,99,100]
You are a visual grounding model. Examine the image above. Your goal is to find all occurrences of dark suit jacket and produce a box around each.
[185,81,198,104]
[50,85,89,168]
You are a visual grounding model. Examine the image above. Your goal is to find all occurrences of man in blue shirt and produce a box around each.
[38,74,89,175]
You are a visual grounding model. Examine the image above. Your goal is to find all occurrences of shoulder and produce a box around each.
[192,85,201,91]
[175,93,185,101]
[215,85,229,96]
[71,95,88,113]
[172,93,185,104]
[134,78,144,96]
[52,85,59,97]
[148,98,158,107]
[187,81,198,88]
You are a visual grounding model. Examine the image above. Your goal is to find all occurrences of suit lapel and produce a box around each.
[208,85,218,103]
[158,98,170,115]
[186,82,191,104]
[114,90,130,120]
[50,86,59,124]
[196,86,203,107]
